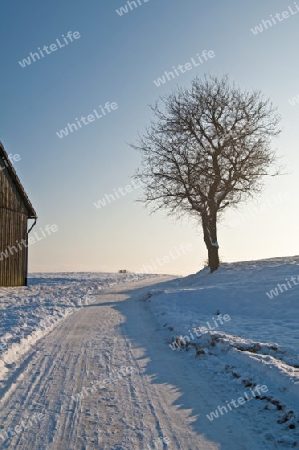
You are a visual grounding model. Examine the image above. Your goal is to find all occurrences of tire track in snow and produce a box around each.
[0,277,268,449]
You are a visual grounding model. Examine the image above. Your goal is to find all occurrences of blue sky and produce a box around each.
[0,0,298,274]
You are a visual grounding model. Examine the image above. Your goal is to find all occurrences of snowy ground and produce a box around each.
[0,257,298,449]
[146,255,299,448]
[0,272,160,384]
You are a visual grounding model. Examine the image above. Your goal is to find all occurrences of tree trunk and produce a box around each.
[207,245,219,273]
[201,212,220,273]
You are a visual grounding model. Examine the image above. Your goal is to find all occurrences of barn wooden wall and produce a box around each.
[0,159,29,286]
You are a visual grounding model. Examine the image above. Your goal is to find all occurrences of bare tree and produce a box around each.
[132,75,281,272]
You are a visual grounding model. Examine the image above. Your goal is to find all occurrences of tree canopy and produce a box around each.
[132,75,281,272]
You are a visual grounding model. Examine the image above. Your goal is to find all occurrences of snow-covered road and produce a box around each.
[0,276,274,450]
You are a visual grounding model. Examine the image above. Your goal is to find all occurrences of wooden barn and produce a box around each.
[0,142,37,286]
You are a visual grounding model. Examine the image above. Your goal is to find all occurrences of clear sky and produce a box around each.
[0,0,298,275]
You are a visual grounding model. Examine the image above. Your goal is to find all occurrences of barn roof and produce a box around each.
[0,142,37,219]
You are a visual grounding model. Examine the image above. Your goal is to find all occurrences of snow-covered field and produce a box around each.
[145,255,299,448]
[0,272,160,383]
[0,256,298,449]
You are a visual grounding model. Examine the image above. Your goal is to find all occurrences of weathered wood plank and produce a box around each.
[0,156,32,286]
